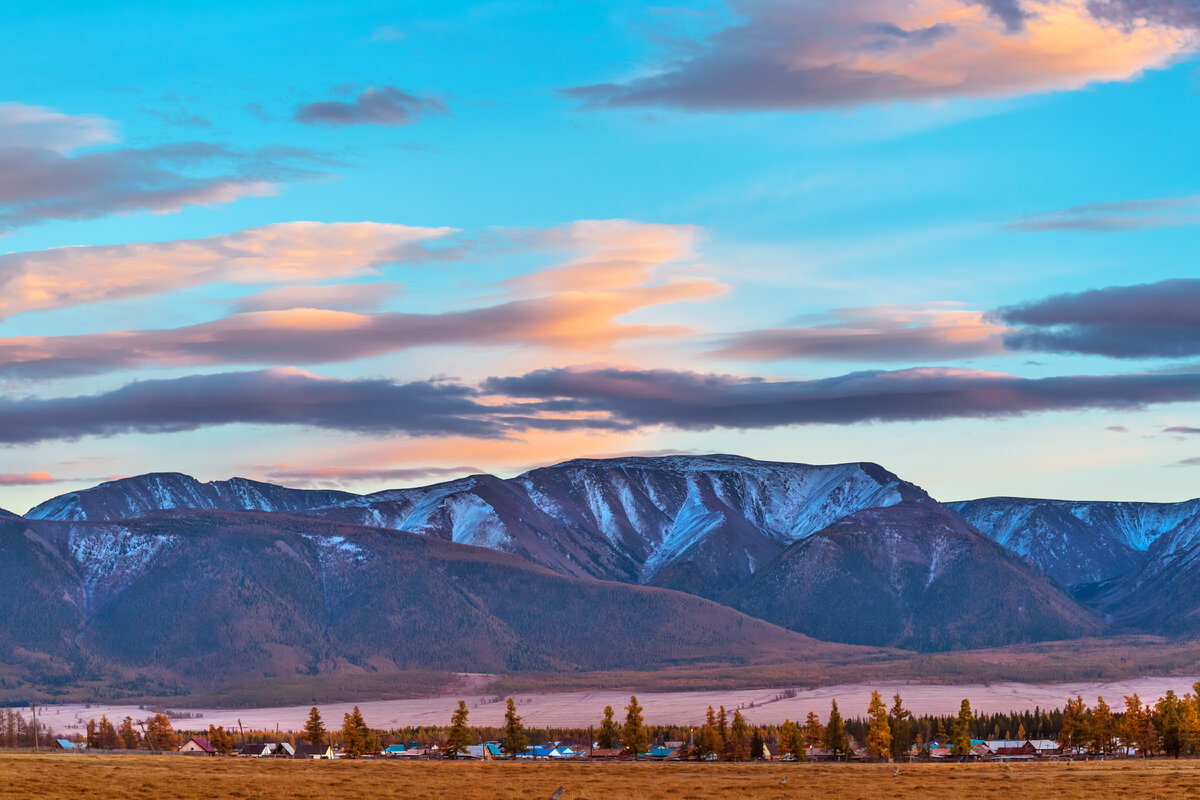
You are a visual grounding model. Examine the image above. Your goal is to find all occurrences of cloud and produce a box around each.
[997,278,1200,357]
[0,471,60,486]
[0,221,455,318]
[0,279,722,378]
[484,364,1200,430]
[711,303,1008,361]
[0,368,514,445]
[564,0,1198,111]
[228,283,406,313]
[11,363,1200,444]
[1005,195,1200,231]
[1169,457,1200,467]
[295,86,447,127]
[977,0,1034,32]
[1165,425,1200,434]
[0,102,116,151]
[1106,424,1129,432]
[1088,0,1200,28]
[260,464,480,487]
[370,25,407,41]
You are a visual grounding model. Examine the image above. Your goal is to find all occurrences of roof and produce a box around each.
[648,746,677,758]
[383,744,407,753]
[182,738,217,753]
[1028,739,1060,749]
[294,744,332,757]
[55,739,76,750]
[485,744,504,756]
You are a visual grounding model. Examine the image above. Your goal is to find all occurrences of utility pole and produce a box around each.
[238,718,245,746]
[29,702,39,751]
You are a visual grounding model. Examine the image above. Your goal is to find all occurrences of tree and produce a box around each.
[823,700,850,760]
[341,706,371,758]
[749,729,765,761]
[445,701,472,759]
[86,719,97,750]
[1157,691,1184,758]
[717,706,729,757]
[698,706,721,760]
[802,711,824,750]
[303,707,326,748]
[950,699,973,759]
[779,719,803,760]
[597,706,621,750]
[119,716,139,750]
[866,691,892,761]
[503,697,527,758]
[97,716,119,750]
[728,710,750,761]
[622,696,648,758]
[1060,696,1088,754]
[208,725,234,755]
[889,693,912,762]
[144,714,177,752]
[1179,701,1200,756]
[1090,696,1114,755]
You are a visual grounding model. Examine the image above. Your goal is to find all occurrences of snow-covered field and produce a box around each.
[29,675,1200,735]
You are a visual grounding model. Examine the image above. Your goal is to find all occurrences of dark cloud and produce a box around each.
[0,142,328,231]
[976,0,1032,32]
[0,369,511,445]
[711,305,1004,362]
[262,465,481,486]
[484,365,1200,430]
[1169,457,1200,467]
[1005,196,1200,232]
[1165,426,1200,434]
[10,364,1200,445]
[295,86,447,128]
[1087,0,1200,28]
[997,278,1200,358]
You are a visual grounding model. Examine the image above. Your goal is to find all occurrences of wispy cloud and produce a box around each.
[0,471,60,486]
[295,86,447,127]
[0,221,455,318]
[1005,195,1200,232]
[564,0,1198,111]
[711,303,1008,362]
[0,103,331,231]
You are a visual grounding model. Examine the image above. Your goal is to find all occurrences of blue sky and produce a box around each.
[1,0,1199,511]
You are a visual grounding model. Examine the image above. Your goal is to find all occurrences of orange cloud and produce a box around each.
[0,221,455,318]
[0,471,59,486]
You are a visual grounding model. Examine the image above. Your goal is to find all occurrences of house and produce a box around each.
[238,743,273,757]
[648,746,678,759]
[986,740,1036,758]
[294,744,334,759]
[275,742,295,757]
[1028,739,1061,756]
[178,738,217,756]
[464,744,504,759]
[587,748,624,759]
[54,739,78,751]
[382,744,407,757]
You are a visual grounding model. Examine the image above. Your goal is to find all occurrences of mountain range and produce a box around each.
[4,454,1199,696]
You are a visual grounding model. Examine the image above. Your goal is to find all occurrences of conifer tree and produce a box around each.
[779,719,801,760]
[802,711,824,750]
[341,707,368,758]
[1122,694,1146,756]
[208,724,233,755]
[1060,695,1088,754]
[749,729,765,761]
[866,691,892,761]
[1179,700,1200,756]
[823,700,850,760]
[86,718,97,749]
[950,699,973,759]
[97,716,119,750]
[303,707,326,748]
[119,716,139,750]
[503,697,527,758]
[622,695,648,758]
[144,714,177,751]
[728,710,750,761]
[698,706,720,760]
[889,693,912,762]
[1156,691,1184,758]
[1016,723,1026,740]
[597,705,620,749]
[445,701,472,758]
[1091,696,1114,755]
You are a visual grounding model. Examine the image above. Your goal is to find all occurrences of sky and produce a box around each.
[1,0,1199,512]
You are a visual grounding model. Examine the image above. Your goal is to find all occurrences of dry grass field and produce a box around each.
[3,753,1200,800]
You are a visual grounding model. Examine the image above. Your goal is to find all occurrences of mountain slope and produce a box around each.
[0,511,877,686]
[308,455,932,598]
[25,473,355,522]
[951,496,1200,587]
[726,503,1104,651]
[0,507,16,518]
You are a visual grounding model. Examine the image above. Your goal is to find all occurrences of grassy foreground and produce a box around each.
[4,753,1200,800]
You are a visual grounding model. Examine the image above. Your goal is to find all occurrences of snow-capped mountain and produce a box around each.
[950,497,1200,587]
[25,472,355,522]
[306,455,934,598]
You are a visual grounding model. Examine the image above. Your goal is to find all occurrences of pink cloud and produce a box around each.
[0,472,60,486]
